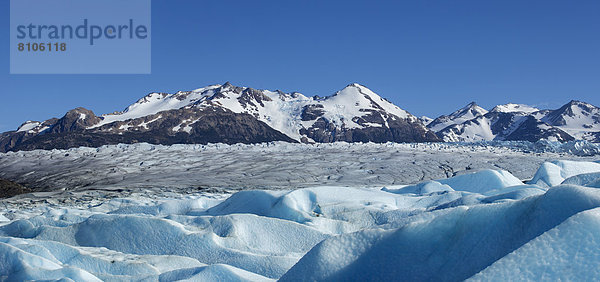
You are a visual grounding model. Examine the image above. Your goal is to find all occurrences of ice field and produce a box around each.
[1,141,599,192]
[1,142,600,280]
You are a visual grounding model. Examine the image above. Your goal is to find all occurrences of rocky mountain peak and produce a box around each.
[564,100,597,112]
[453,102,487,117]
[427,102,488,132]
[217,82,244,94]
[50,107,102,133]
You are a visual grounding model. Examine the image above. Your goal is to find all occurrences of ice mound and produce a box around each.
[382,181,454,195]
[158,264,274,282]
[0,240,101,281]
[0,236,208,281]
[1,212,326,279]
[109,197,223,216]
[280,185,600,281]
[585,179,600,188]
[529,160,600,187]
[436,169,523,193]
[480,185,546,203]
[205,186,508,233]
[386,169,522,195]
[470,207,600,281]
[561,172,600,187]
[206,187,412,232]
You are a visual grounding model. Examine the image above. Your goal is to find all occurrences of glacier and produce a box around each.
[1,142,600,280]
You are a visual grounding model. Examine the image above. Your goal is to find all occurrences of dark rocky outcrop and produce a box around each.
[503,116,574,142]
[300,115,440,143]
[49,107,102,133]
[0,178,31,198]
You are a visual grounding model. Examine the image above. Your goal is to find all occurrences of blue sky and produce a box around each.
[2,0,600,132]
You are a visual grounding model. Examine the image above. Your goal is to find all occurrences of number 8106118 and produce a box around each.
[18,43,67,52]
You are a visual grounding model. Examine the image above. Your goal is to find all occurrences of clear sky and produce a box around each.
[2,0,600,132]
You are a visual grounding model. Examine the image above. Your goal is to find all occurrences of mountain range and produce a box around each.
[1,82,599,152]
[428,101,600,143]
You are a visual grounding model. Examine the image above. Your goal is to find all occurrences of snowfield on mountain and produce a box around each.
[1,142,600,280]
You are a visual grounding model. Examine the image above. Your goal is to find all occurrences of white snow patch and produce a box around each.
[16,121,41,133]
[491,103,540,114]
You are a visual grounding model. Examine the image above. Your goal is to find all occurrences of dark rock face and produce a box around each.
[0,131,27,153]
[301,105,325,121]
[488,112,516,134]
[588,132,600,143]
[300,115,440,143]
[49,107,103,133]
[503,116,574,142]
[239,88,272,108]
[0,178,31,198]
[1,107,296,152]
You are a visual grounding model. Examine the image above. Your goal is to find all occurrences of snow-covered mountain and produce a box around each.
[541,100,600,141]
[437,112,574,142]
[432,101,600,143]
[0,83,439,152]
[427,102,488,132]
[3,83,600,152]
